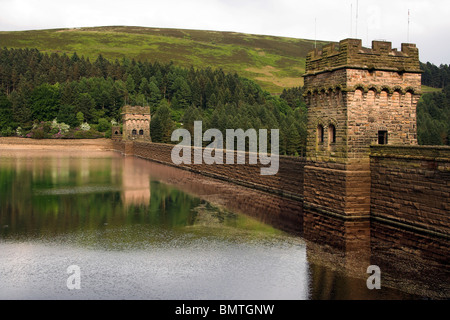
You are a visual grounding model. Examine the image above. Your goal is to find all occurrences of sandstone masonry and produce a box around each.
[122,105,151,141]
[111,39,449,262]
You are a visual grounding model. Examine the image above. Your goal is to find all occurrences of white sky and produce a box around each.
[0,0,448,65]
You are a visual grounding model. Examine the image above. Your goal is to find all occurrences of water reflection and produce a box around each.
[0,150,311,300]
[0,150,447,299]
[121,157,151,206]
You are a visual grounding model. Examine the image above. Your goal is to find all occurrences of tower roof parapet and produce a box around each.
[122,105,151,115]
[304,39,421,76]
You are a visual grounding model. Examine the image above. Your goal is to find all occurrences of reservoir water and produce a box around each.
[0,149,448,299]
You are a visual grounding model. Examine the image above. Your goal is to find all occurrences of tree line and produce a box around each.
[417,84,450,145]
[0,47,307,155]
[0,47,447,150]
[420,62,450,88]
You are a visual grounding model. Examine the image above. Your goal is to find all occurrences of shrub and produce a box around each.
[51,118,70,133]
[72,129,103,139]
[80,122,91,131]
[76,112,84,125]
[1,127,14,137]
[32,127,45,139]
[42,122,52,134]
[97,118,110,132]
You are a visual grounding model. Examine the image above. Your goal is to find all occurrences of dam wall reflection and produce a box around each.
[0,150,448,298]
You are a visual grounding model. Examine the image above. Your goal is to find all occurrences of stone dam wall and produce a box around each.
[370,145,450,262]
[111,140,449,262]
[112,140,306,201]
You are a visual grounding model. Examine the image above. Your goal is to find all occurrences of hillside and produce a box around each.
[0,26,325,94]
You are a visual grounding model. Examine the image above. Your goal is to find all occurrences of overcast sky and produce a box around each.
[0,0,448,65]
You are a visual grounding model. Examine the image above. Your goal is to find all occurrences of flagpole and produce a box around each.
[356,0,359,38]
[407,9,410,43]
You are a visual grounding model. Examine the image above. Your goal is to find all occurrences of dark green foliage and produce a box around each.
[0,47,269,125]
[74,93,95,122]
[151,100,175,143]
[29,83,61,121]
[9,90,32,125]
[182,105,203,135]
[97,118,110,132]
[31,127,45,139]
[0,126,14,137]
[417,85,450,145]
[280,87,306,110]
[0,92,13,130]
[57,105,78,128]
[421,62,450,88]
[5,47,446,153]
[27,121,53,139]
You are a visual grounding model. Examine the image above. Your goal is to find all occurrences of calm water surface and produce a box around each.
[0,149,445,299]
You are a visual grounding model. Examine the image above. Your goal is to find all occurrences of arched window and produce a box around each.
[139,129,144,135]
[132,129,137,135]
[317,124,324,144]
[328,124,336,144]
[114,131,119,135]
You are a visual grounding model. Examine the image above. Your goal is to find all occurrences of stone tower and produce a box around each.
[122,105,151,141]
[302,39,422,246]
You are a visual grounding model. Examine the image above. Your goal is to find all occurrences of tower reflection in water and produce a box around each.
[0,150,447,299]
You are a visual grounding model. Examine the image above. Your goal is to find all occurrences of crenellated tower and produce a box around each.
[122,105,151,141]
[302,39,422,248]
[303,39,422,160]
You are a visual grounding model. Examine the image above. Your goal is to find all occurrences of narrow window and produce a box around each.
[378,131,388,145]
[139,129,144,135]
[317,125,324,144]
[132,129,137,136]
[329,124,336,144]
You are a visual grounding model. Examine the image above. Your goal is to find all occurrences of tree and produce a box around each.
[29,83,61,121]
[150,99,175,143]
[182,104,203,135]
[417,87,450,146]
[10,90,32,126]
[286,123,301,155]
[139,77,150,96]
[148,80,162,111]
[171,76,191,109]
[0,92,13,130]
[97,118,110,132]
[57,105,78,128]
[76,111,85,126]
[125,74,136,96]
[74,93,95,122]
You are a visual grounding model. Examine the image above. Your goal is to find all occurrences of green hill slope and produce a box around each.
[0,26,324,94]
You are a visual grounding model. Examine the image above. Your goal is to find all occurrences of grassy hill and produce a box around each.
[0,26,325,94]
[421,85,443,94]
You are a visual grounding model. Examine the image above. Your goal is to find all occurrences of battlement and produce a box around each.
[305,39,421,75]
[121,105,151,141]
[122,105,150,115]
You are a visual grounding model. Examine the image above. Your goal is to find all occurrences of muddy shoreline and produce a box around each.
[0,137,113,150]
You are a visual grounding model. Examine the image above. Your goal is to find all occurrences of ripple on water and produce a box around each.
[0,224,309,300]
